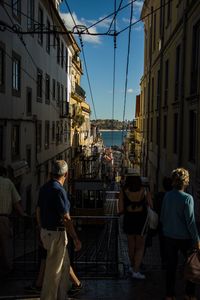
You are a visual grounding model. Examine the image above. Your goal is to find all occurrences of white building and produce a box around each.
[0,0,79,213]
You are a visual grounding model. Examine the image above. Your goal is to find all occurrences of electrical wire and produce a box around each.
[2,0,173,38]
[107,0,124,35]
[63,0,97,120]
[111,0,118,146]
[117,0,173,35]
[2,4,63,116]
[121,0,133,139]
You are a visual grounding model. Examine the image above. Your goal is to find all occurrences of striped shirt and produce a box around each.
[0,176,21,215]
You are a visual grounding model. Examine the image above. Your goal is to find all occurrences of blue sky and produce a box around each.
[59,0,144,121]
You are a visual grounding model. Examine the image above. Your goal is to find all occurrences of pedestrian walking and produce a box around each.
[118,175,153,279]
[160,168,200,300]
[37,160,81,300]
[0,166,26,275]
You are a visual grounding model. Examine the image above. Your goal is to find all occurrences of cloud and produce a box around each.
[59,12,101,44]
[127,88,134,93]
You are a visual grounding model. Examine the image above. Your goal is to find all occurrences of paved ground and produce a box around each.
[0,222,200,300]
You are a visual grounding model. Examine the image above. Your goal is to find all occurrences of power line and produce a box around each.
[117,0,173,35]
[2,4,64,116]
[122,0,134,139]
[2,0,173,39]
[111,0,118,146]
[63,0,97,120]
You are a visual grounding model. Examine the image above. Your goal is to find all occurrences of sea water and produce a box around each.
[100,130,127,148]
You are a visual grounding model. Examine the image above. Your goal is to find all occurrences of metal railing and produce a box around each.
[7,215,123,279]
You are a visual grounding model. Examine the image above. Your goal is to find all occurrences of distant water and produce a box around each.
[100,130,127,147]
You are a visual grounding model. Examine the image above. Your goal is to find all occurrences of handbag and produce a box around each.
[184,249,200,284]
[147,207,158,230]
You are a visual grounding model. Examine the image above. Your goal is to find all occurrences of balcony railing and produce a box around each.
[72,83,86,100]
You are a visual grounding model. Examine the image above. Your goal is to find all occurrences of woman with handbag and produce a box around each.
[160,168,200,300]
[117,175,152,279]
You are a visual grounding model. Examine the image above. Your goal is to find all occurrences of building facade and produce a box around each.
[140,0,200,218]
[0,0,82,213]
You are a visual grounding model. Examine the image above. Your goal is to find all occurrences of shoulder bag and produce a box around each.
[184,249,200,284]
[147,206,158,230]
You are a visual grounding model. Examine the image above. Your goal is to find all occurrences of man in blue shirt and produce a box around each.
[38,160,81,300]
[160,168,200,300]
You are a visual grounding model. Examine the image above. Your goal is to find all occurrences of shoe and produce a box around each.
[68,282,83,296]
[128,266,134,275]
[132,271,146,279]
[24,285,42,293]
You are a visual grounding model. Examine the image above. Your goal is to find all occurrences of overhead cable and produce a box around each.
[64,0,97,120]
[122,0,133,139]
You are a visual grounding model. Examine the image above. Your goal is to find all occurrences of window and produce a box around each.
[37,167,41,187]
[61,42,64,68]
[45,74,50,103]
[0,125,3,160]
[37,69,43,101]
[189,110,197,162]
[46,19,51,53]
[150,117,153,142]
[166,0,171,25]
[190,21,200,94]
[0,44,5,92]
[11,124,20,160]
[65,48,68,72]
[26,145,31,169]
[26,87,32,116]
[27,0,34,30]
[156,116,159,145]
[164,59,169,106]
[61,84,64,114]
[173,113,178,154]
[151,77,154,111]
[56,121,60,144]
[163,115,167,148]
[53,26,57,48]
[174,45,181,101]
[36,121,42,152]
[52,121,55,141]
[12,52,21,96]
[57,37,60,64]
[38,6,43,45]
[57,82,60,106]
[52,79,56,100]
[64,122,67,143]
[44,121,50,149]
[153,13,156,51]
[12,0,21,22]
[156,69,160,109]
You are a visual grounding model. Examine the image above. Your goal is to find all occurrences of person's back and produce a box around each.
[39,179,67,230]
[0,176,20,214]
[161,189,198,242]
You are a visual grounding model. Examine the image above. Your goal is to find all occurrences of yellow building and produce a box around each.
[69,43,91,178]
[140,0,200,216]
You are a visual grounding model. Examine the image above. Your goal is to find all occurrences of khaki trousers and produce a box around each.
[40,229,70,300]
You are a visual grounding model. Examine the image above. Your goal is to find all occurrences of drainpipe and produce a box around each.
[156,0,165,191]
[145,6,153,177]
[178,1,188,165]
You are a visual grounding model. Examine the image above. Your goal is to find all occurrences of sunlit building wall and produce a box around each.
[0,0,76,213]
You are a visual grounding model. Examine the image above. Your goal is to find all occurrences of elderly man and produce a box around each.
[38,160,81,300]
[0,166,26,275]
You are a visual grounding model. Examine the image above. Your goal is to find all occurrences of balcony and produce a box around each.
[71,83,86,102]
